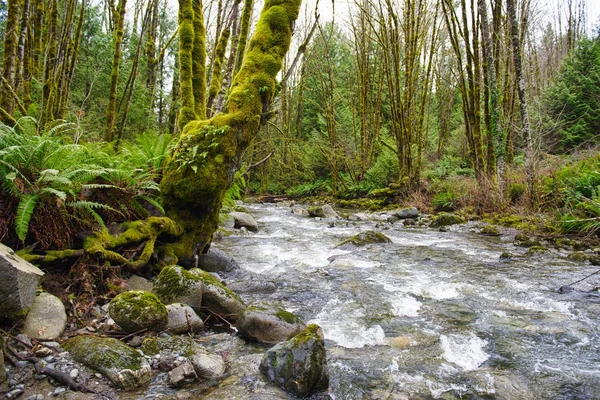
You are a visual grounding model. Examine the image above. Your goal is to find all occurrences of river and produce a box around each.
[208,202,600,399]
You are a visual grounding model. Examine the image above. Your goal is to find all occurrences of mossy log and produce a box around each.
[161,0,301,262]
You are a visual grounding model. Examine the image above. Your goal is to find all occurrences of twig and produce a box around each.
[201,308,236,329]
[566,268,600,287]
[7,342,95,393]
[117,329,147,342]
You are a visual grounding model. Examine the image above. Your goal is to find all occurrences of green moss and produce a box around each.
[190,268,243,302]
[291,324,322,348]
[479,225,500,236]
[336,231,392,248]
[109,290,168,332]
[526,246,549,255]
[153,265,197,304]
[62,335,145,372]
[275,309,301,324]
[140,335,196,358]
[567,251,591,262]
[430,213,466,228]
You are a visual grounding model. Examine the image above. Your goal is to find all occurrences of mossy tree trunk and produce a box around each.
[104,0,127,142]
[160,0,301,263]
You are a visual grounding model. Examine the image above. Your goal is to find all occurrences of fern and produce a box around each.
[16,194,39,241]
[135,194,165,215]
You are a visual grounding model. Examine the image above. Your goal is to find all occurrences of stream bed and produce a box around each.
[210,203,600,399]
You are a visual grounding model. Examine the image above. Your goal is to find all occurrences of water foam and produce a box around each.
[439,333,489,371]
[309,298,387,348]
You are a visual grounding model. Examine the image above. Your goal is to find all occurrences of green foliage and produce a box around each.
[543,38,600,152]
[508,183,526,203]
[432,191,458,212]
[286,179,331,197]
[0,119,164,247]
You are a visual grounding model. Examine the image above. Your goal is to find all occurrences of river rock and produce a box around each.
[229,212,259,232]
[0,243,44,319]
[335,230,392,249]
[62,335,152,390]
[189,268,246,321]
[479,225,500,236]
[109,290,168,333]
[393,207,420,219]
[430,212,466,228]
[141,336,225,380]
[291,206,309,216]
[165,303,204,334]
[153,265,204,309]
[198,247,240,273]
[228,278,277,295]
[21,292,66,340]
[236,306,306,344]
[514,233,541,247]
[308,204,338,219]
[220,213,236,229]
[260,324,329,397]
[168,359,197,386]
[126,275,153,292]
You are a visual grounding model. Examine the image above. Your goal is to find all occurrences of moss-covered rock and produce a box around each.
[235,305,305,344]
[62,335,151,390]
[153,265,204,309]
[109,290,168,333]
[259,324,329,397]
[188,268,245,321]
[308,205,338,219]
[229,211,259,232]
[526,246,550,256]
[514,233,541,248]
[567,251,591,262]
[335,230,392,249]
[479,225,500,236]
[430,213,466,228]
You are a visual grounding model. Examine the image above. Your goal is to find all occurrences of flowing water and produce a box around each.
[210,203,600,399]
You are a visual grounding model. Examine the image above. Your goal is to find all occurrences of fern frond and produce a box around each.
[135,194,165,215]
[16,194,39,241]
[69,200,122,216]
[39,187,67,200]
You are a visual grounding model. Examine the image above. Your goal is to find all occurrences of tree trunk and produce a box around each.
[160,0,301,263]
[105,0,127,142]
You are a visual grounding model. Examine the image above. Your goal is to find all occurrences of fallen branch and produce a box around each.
[6,342,95,394]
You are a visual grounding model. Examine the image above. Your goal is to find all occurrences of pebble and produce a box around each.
[44,356,56,363]
[34,373,47,380]
[95,373,103,379]
[16,361,28,368]
[16,334,32,347]
[6,389,24,399]
[40,341,60,349]
[70,369,79,379]
[34,347,54,357]
[53,387,67,396]
[27,395,45,400]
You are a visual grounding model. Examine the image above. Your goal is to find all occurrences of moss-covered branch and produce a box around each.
[161,0,301,262]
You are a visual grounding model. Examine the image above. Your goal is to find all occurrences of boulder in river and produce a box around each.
[236,305,306,344]
[190,268,246,321]
[153,265,204,309]
[308,204,338,219]
[62,335,152,390]
[0,243,44,320]
[260,324,329,397]
[335,230,392,249]
[198,247,240,273]
[165,303,204,334]
[479,225,500,236]
[430,212,466,228]
[514,233,541,248]
[393,207,420,219]
[21,292,67,340]
[109,290,168,333]
[229,211,259,232]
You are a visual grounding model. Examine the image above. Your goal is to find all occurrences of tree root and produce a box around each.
[18,216,183,271]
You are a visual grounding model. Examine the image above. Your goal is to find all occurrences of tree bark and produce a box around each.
[160,0,301,262]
